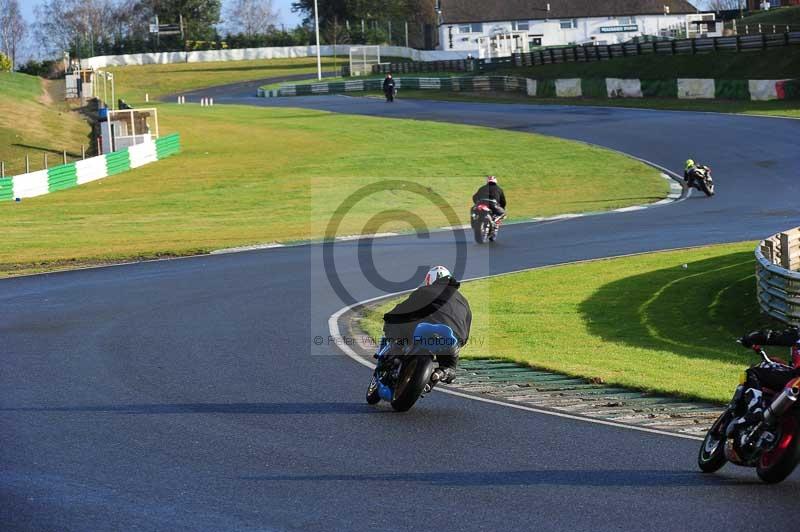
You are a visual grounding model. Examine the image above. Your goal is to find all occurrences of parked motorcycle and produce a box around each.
[698,342,800,483]
[471,200,503,244]
[687,166,715,197]
[366,323,458,412]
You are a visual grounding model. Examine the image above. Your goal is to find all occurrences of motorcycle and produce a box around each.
[471,200,503,244]
[366,323,458,412]
[698,342,800,483]
[687,166,715,197]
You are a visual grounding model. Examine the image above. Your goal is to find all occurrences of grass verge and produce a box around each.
[360,242,786,404]
[107,57,343,102]
[391,89,800,119]
[0,103,666,277]
[737,6,800,26]
[0,72,93,176]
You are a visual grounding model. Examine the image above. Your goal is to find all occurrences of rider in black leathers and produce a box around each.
[738,328,800,421]
[380,266,472,383]
[383,73,396,102]
[472,175,507,218]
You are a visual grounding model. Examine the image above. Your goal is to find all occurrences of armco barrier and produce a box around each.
[757,227,800,325]
[2,134,181,201]
[514,32,800,68]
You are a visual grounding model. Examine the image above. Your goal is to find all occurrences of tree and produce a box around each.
[34,0,119,58]
[224,0,278,36]
[141,0,222,40]
[0,0,27,66]
[0,51,12,72]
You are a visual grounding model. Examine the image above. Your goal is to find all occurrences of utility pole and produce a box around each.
[313,0,322,80]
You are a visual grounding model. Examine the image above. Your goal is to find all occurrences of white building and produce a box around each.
[436,0,714,58]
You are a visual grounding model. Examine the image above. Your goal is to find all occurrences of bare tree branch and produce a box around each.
[224,0,279,36]
[0,0,27,66]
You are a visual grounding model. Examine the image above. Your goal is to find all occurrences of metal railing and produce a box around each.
[514,31,800,68]
[756,227,800,325]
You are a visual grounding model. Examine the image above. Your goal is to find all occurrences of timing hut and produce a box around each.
[99,108,159,154]
[436,0,709,57]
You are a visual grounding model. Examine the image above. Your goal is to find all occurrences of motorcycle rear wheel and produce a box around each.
[756,414,800,484]
[473,222,488,244]
[391,356,434,412]
[698,411,729,473]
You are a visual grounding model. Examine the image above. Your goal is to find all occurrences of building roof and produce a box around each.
[439,0,699,24]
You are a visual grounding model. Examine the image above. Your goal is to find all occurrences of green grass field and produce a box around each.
[0,101,666,276]
[738,6,800,26]
[361,242,786,403]
[392,89,800,119]
[0,73,93,176]
[108,57,343,102]
[495,47,800,80]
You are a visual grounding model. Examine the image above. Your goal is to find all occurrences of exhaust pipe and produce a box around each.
[764,385,800,425]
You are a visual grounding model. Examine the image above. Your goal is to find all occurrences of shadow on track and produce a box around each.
[241,469,766,487]
[0,402,373,415]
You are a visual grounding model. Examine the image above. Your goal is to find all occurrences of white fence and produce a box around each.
[82,45,474,69]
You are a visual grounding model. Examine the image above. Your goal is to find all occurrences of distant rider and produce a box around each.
[472,175,507,219]
[737,328,800,423]
[379,266,472,384]
[383,73,396,102]
[684,159,710,189]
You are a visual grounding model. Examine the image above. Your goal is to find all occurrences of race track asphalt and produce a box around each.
[2,91,800,531]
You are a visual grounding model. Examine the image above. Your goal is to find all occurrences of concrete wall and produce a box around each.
[83,45,472,69]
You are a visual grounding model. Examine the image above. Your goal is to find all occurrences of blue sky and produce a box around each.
[20,0,303,29]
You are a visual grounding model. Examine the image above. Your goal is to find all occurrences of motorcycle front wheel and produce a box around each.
[391,356,435,412]
[698,411,730,473]
[756,413,800,484]
[700,180,714,197]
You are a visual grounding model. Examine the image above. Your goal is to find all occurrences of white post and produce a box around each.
[130,110,136,146]
[405,21,409,48]
[110,73,115,110]
[145,93,149,102]
[313,0,323,80]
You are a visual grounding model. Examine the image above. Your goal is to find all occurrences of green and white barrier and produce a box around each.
[678,78,716,99]
[258,76,798,103]
[2,133,180,201]
[555,78,582,98]
[606,78,643,98]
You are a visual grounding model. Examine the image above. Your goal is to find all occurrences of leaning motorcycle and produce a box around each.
[688,167,715,197]
[698,342,800,483]
[470,200,501,244]
[366,323,458,412]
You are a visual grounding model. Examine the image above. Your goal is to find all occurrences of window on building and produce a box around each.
[559,19,577,29]
[512,21,530,31]
[459,23,483,33]
[618,16,637,25]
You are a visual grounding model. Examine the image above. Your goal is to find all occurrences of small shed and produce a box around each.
[99,108,160,154]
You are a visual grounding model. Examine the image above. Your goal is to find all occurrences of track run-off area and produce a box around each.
[3,88,800,531]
